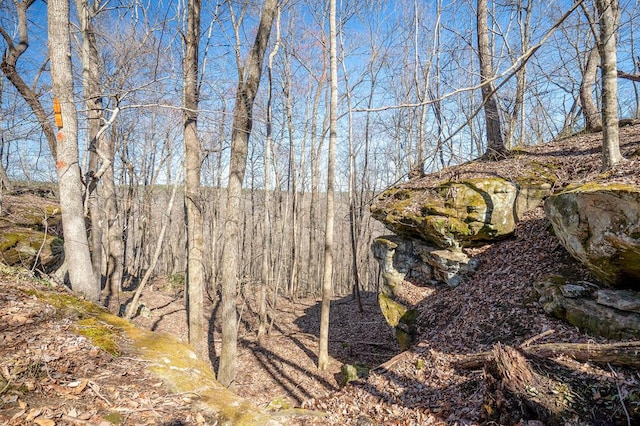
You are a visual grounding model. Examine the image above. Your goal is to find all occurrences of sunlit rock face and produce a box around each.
[371,235,478,290]
[371,177,549,250]
[545,183,640,289]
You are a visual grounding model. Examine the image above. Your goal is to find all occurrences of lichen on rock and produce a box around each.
[27,287,303,425]
[371,176,549,249]
[545,183,640,289]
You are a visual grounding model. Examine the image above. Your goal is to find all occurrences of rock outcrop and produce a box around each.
[545,183,640,289]
[372,236,478,289]
[371,235,479,348]
[370,129,640,343]
[536,278,640,339]
[371,176,552,250]
[0,194,63,272]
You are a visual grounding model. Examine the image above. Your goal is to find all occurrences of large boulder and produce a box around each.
[544,183,640,289]
[371,235,479,349]
[371,177,550,249]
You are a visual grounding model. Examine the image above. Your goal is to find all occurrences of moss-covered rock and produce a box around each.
[0,229,63,271]
[378,293,417,350]
[340,363,369,386]
[371,176,549,249]
[0,195,63,272]
[545,183,640,289]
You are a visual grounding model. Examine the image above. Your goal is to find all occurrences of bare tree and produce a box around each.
[183,0,207,360]
[49,0,100,301]
[477,0,506,157]
[318,0,338,371]
[596,0,623,169]
[0,0,57,159]
[258,4,281,340]
[218,0,278,388]
[74,0,124,304]
[580,45,603,132]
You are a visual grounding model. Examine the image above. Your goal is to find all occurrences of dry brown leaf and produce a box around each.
[25,407,42,421]
[34,418,55,426]
[10,409,26,420]
[67,379,89,394]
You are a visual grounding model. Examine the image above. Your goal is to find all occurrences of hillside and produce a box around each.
[1,126,640,425]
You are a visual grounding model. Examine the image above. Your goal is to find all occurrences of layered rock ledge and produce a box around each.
[370,126,640,341]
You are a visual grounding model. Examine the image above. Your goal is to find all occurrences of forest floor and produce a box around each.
[2,125,640,425]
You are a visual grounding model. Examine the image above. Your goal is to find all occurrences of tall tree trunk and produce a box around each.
[339,34,363,313]
[48,0,99,302]
[74,0,124,305]
[580,46,602,132]
[596,0,623,169]
[284,55,299,301]
[318,0,338,371]
[307,71,326,295]
[218,0,277,388]
[258,5,280,339]
[506,0,531,149]
[477,0,505,157]
[183,0,207,360]
[77,0,103,290]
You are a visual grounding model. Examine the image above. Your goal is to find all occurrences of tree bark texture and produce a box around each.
[596,0,623,169]
[75,0,103,284]
[258,6,280,340]
[580,46,603,132]
[218,0,278,388]
[483,344,577,425]
[183,0,207,360]
[48,0,100,302]
[318,0,338,371]
[477,0,505,157]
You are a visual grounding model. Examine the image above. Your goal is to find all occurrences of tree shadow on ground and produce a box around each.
[293,291,399,369]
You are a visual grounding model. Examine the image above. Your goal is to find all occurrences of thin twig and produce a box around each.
[88,381,112,406]
[60,414,93,425]
[32,209,52,273]
[520,329,555,348]
[0,379,10,395]
[608,363,631,426]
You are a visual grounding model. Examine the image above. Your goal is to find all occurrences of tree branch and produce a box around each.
[618,70,640,82]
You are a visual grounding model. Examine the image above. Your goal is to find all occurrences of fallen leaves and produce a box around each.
[50,378,89,396]
[0,279,208,426]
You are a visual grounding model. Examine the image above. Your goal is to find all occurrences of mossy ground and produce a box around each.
[19,285,282,425]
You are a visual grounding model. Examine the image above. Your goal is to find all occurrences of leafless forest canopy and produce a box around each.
[0,0,638,298]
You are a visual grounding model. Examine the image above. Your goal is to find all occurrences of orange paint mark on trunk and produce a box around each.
[53,98,63,128]
[56,131,65,141]
[56,160,67,170]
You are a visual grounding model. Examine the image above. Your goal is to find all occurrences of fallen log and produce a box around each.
[456,340,640,370]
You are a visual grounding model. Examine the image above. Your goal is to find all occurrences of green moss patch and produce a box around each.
[75,318,121,356]
[23,285,322,424]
